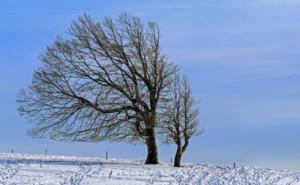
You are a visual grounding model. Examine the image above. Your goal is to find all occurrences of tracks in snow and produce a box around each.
[0,152,300,185]
[60,161,104,185]
[0,161,28,185]
[171,164,300,185]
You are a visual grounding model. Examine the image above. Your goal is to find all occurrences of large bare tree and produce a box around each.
[162,75,200,167]
[17,13,177,164]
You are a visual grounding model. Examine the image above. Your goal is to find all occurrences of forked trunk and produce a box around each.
[145,128,159,164]
[174,146,182,167]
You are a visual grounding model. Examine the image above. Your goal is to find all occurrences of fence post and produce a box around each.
[109,170,113,179]
[106,151,108,160]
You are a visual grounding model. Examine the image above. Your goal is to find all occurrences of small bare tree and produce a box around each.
[162,75,200,167]
[17,13,177,164]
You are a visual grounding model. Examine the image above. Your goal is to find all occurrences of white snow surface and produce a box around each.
[0,153,299,185]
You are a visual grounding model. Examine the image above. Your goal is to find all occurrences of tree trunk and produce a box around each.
[174,146,182,167]
[145,128,159,164]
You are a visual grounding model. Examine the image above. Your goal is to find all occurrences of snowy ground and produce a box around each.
[0,153,299,184]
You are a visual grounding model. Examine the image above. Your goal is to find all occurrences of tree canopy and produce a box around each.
[17,13,199,165]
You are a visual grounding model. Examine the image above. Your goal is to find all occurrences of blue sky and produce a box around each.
[1,0,300,170]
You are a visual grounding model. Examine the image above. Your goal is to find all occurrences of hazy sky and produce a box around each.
[1,0,300,170]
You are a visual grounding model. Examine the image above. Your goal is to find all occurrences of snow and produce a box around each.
[0,153,299,184]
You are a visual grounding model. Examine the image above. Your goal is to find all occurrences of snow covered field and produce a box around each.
[0,153,299,185]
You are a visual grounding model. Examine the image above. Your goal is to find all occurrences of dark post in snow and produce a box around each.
[233,162,236,169]
[109,170,113,179]
[106,151,108,160]
[11,149,14,154]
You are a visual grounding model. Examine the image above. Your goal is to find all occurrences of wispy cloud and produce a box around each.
[236,99,300,125]
[143,0,300,10]
[220,70,300,84]
[254,0,300,4]
[244,159,300,170]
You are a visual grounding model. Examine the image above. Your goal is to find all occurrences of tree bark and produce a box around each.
[174,146,182,167]
[145,128,159,164]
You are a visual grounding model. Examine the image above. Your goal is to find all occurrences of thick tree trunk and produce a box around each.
[174,146,182,167]
[145,128,159,164]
